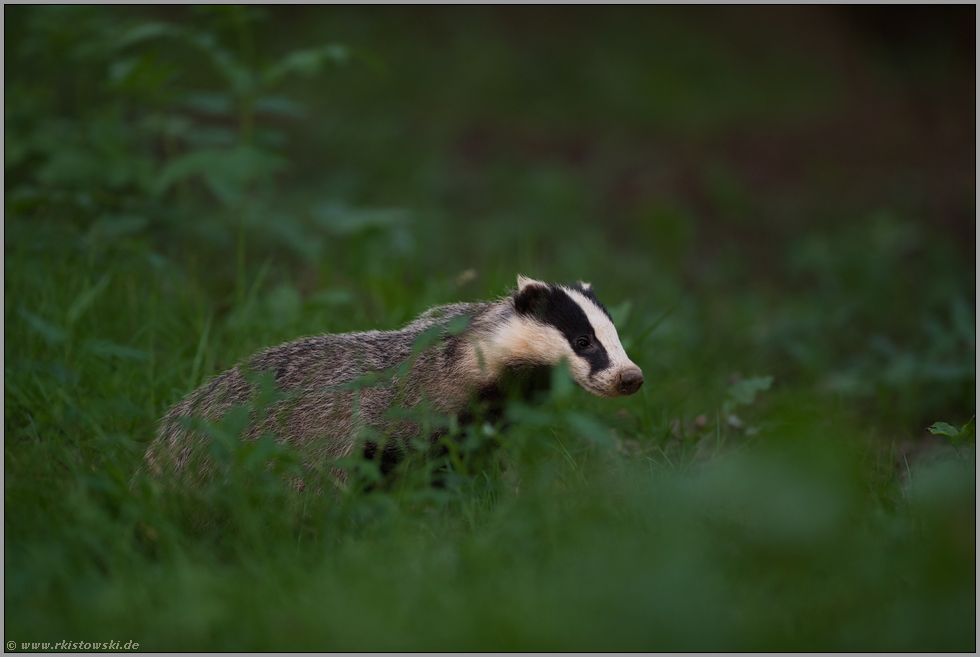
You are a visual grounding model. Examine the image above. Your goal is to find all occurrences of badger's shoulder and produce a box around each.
[405,301,491,331]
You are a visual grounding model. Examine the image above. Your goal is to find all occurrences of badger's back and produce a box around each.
[146,301,491,479]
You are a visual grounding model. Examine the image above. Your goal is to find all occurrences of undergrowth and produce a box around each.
[4,6,975,651]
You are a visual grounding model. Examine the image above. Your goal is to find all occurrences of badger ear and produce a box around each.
[577,281,592,291]
[517,274,547,291]
[514,276,549,318]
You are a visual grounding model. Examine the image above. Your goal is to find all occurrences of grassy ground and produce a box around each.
[4,6,975,651]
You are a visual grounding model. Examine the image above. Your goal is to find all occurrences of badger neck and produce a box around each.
[464,300,566,388]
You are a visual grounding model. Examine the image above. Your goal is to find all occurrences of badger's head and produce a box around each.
[492,275,643,398]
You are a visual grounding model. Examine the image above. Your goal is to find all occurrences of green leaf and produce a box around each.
[184,31,254,96]
[184,127,238,148]
[446,315,472,336]
[726,375,774,407]
[154,146,285,204]
[37,149,104,188]
[928,416,977,444]
[261,44,349,87]
[154,150,218,193]
[108,57,140,85]
[927,421,961,437]
[253,96,307,119]
[180,92,235,117]
[960,416,975,441]
[116,21,178,49]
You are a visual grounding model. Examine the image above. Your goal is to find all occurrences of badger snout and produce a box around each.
[615,367,644,396]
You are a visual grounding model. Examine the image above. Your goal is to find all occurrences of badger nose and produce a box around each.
[616,368,644,396]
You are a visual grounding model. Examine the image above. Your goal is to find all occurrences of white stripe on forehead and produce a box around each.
[562,287,634,368]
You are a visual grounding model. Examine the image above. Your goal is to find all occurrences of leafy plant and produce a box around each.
[927,415,976,445]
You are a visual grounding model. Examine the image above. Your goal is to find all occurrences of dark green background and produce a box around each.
[5,6,975,651]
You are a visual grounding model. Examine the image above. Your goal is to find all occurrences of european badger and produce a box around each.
[146,275,643,486]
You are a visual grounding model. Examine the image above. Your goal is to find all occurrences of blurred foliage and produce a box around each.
[4,5,975,651]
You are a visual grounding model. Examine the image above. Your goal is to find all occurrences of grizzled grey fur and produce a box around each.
[145,276,643,488]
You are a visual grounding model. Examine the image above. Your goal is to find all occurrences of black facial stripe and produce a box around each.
[580,339,611,378]
[523,286,611,376]
[567,283,613,322]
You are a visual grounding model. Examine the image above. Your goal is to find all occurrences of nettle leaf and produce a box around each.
[142,113,191,140]
[261,44,349,86]
[115,21,179,49]
[180,92,235,117]
[722,375,774,416]
[116,23,263,97]
[253,95,307,119]
[183,126,238,148]
[155,145,286,204]
[186,32,254,96]
[259,212,322,260]
[108,57,141,85]
[728,376,774,405]
[37,149,105,188]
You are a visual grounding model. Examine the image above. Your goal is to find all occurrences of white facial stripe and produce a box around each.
[471,314,589,381]
[563,287,637,372]
[495,315,568,366]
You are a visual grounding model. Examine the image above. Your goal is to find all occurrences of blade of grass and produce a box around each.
[188,312,214,389]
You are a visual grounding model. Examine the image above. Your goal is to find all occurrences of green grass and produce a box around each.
[4,6,975,651]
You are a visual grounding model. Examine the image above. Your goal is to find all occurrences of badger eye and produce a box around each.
[575,336,591,349]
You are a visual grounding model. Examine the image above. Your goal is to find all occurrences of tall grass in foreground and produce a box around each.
[5,5,975,651]
[6,213,975,650]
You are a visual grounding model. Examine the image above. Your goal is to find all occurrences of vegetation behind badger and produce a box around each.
[146,276,644,488]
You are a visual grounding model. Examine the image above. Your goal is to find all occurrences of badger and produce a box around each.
[146,275,643,487]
